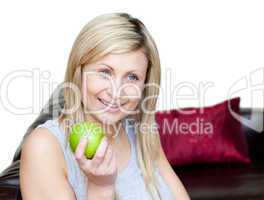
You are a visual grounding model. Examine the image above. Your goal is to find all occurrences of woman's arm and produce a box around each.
[156,144,191,200]
[20,128,76,200]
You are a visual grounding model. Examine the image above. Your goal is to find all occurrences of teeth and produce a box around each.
[99,98,118,107]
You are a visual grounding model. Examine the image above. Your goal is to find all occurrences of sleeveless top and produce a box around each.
[35,117,175,200]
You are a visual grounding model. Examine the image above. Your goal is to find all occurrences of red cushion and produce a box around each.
[155,97,251,166]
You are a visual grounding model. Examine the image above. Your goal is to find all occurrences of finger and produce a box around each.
[91,137,108,168]
[107,148,117,174]
[98,143,113,170]
[74,138,89,167]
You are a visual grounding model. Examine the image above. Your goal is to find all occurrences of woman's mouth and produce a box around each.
[97,97,126,112]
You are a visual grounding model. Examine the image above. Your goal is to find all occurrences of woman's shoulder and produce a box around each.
[23,125,65,158]
[34,115,68,145]
[21,122,68,177]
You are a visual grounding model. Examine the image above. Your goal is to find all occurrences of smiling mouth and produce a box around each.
[97,97,126,108]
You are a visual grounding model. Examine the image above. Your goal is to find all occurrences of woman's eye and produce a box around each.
[98,69,111,77]
[128,73,139,81]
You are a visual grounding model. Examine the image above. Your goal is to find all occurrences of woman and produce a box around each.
[20,12,190,200]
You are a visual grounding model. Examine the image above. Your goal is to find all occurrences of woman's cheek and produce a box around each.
[86,78,109,93]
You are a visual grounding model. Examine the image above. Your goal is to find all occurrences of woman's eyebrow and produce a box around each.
[98,63,114,70]
[98,62,144,74]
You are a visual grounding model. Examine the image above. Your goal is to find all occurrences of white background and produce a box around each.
[0,0,264,172]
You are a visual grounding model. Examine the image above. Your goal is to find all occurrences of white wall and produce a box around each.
[0,0,264,172]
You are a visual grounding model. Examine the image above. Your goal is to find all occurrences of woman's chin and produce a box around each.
[95,113,122,125]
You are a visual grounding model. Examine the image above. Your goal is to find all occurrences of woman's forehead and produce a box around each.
[84,50,148,72]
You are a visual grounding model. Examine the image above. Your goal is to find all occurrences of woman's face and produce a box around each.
[81,49,148,125]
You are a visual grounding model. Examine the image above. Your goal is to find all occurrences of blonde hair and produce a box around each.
[60,12,163,200]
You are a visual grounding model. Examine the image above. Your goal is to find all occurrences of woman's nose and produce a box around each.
[107,78,124,100]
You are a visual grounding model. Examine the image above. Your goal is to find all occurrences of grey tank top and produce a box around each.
[35,117,175,200]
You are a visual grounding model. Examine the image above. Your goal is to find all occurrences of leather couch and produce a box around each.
[0,85,264,200]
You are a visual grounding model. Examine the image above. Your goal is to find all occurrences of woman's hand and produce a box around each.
[74,136,117,199]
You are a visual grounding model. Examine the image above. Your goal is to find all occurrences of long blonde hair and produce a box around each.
[60,12,163,200]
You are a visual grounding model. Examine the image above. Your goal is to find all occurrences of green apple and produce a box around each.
[68,121,105,159]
